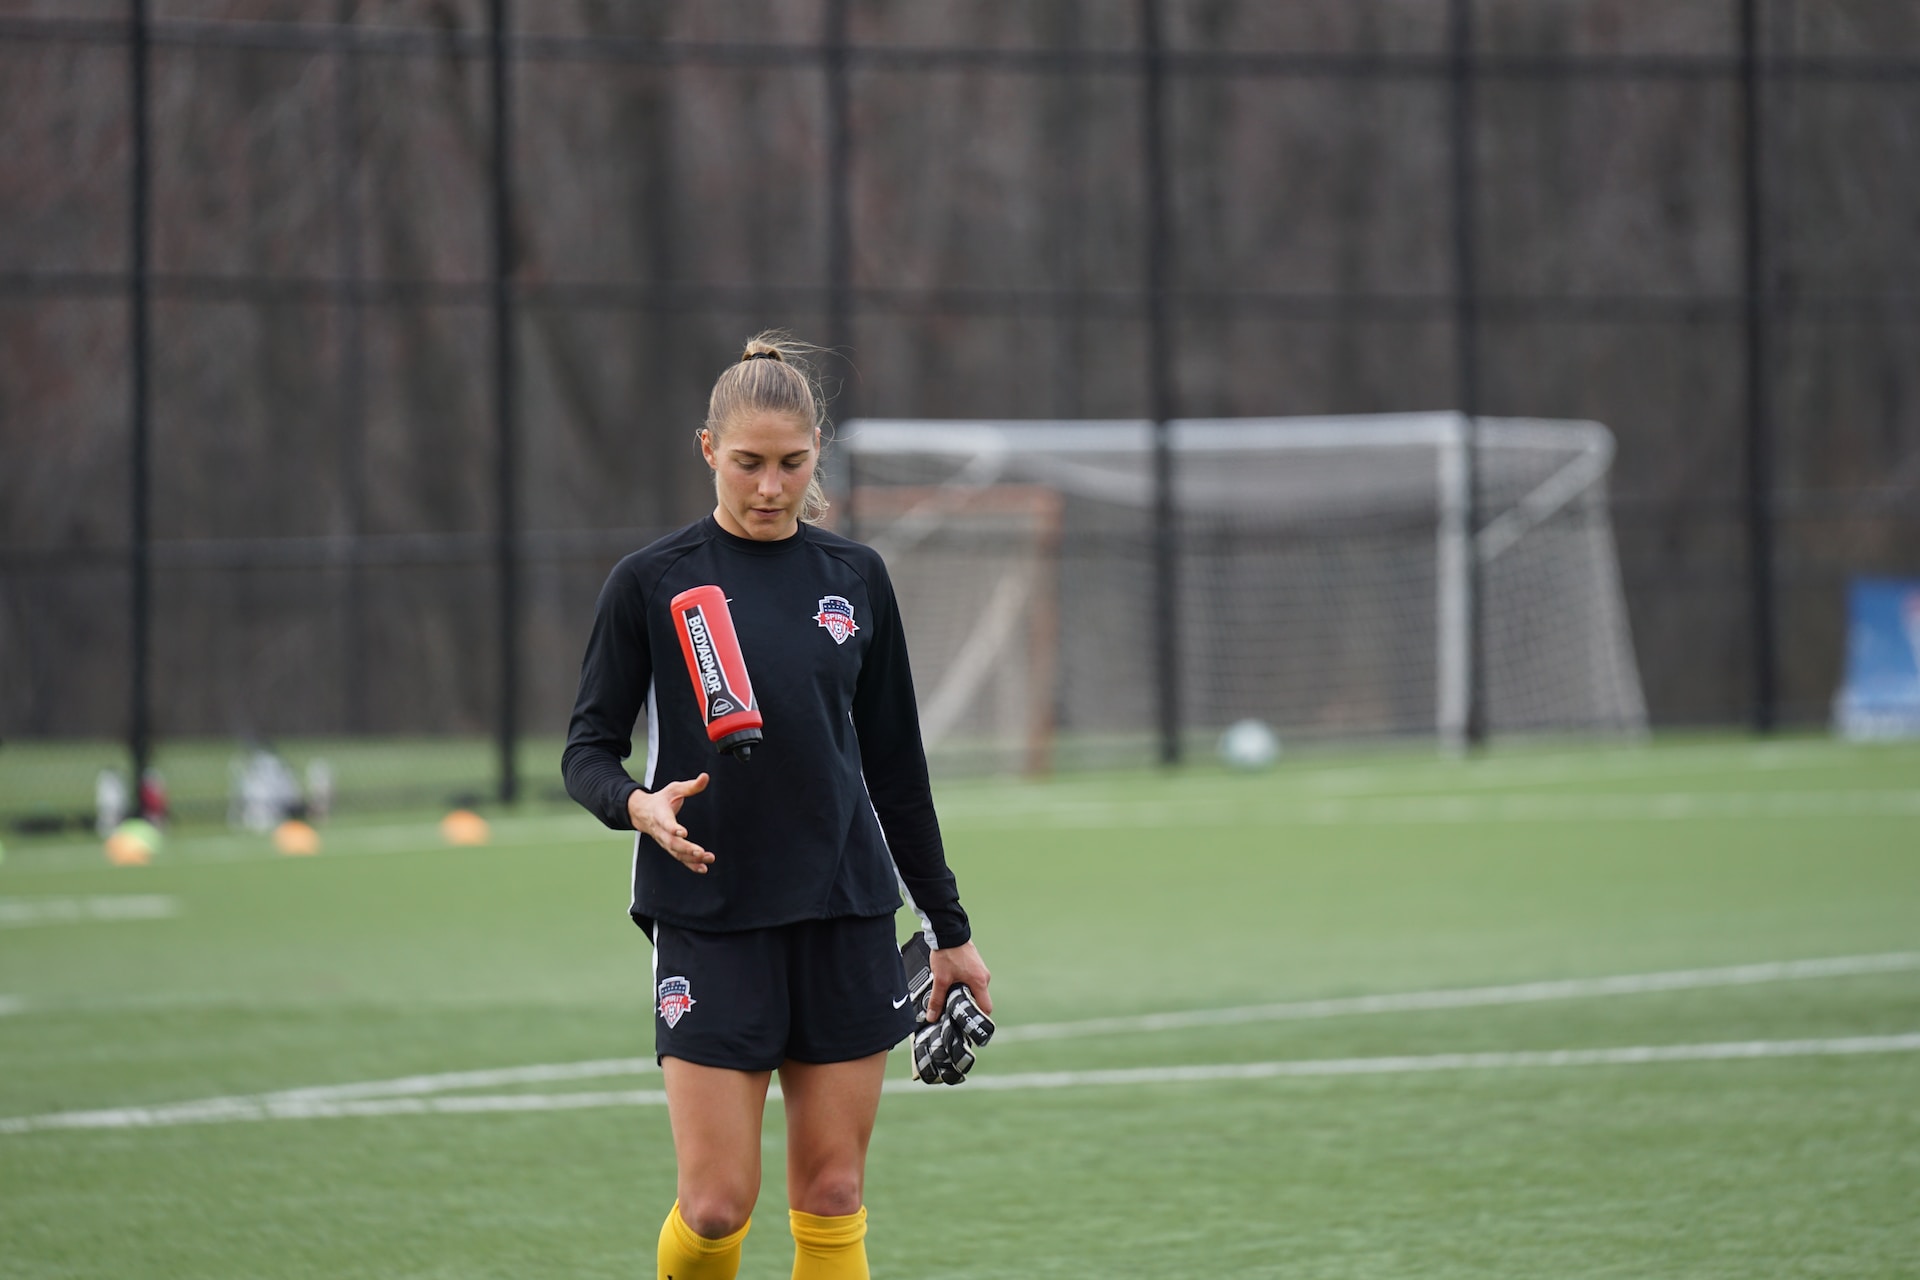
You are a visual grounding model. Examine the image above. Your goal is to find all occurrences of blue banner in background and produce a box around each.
[1834,577,1920,739]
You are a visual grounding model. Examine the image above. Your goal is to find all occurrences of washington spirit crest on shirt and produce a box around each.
[656,975,696,1028]
[814,595,859,645]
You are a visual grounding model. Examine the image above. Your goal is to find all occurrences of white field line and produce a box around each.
[1290,741,1855,794]
[264,1057,659,1103]
[6,1034,1917,1133]
[0,1088,675,1132]
[941,1034,1920,1094]
[997,951,1920,1043]
[940,789,1920,829]
[5,951,1914,1132]
[0,895,180,928]
[13,1056,672,1129]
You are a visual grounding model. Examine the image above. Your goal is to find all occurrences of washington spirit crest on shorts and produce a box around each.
[814,595,859,645]
[656,975,696,1028]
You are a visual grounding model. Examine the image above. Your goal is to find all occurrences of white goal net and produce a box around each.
[839,414,1647,775]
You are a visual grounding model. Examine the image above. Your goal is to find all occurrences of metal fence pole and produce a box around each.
[489,0,520,802]
[1448,0,1487,749]
[1739,0,1777,733]
[1141,0,1180,766]
[331,1,367,735]
[824,0,856,535]
[128,0,153,807]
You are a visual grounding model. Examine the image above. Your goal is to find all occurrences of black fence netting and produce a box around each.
[2,0,1917,829]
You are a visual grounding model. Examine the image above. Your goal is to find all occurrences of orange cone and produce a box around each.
[104,820,160,867]
[440,809,490,846]
[273,819,321,856]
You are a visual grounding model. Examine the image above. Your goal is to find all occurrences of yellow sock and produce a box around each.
[658,1201,749,1280]
[788,1206,868,1280]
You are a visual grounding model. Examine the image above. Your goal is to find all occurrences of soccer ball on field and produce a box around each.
[1218,718,1281,771]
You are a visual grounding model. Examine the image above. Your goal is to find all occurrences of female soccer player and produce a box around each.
[562,334,991,1280]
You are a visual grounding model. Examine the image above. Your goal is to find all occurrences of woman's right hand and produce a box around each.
[627,774,714,873]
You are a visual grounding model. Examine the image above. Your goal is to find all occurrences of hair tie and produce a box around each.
[742,350,782,363]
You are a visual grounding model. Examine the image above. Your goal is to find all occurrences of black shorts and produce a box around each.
[649,913,918,1071]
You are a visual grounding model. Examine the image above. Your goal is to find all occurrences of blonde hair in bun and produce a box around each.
[702,331,832,524]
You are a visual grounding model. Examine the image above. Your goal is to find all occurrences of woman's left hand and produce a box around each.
[926,940,992,1020]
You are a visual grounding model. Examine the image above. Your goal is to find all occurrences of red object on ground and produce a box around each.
[138,770,170,824]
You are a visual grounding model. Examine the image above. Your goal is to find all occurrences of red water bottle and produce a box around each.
[668,585,765,759]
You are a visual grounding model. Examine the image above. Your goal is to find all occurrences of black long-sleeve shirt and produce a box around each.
[562,515,970,948]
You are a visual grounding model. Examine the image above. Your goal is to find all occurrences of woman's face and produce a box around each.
[702,411,819,541]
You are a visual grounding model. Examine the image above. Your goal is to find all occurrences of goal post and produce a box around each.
[841,414,1647,775]
[844,482,1064,776]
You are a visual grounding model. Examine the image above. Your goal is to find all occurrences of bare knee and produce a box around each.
[677,1187,757,1239]
[792,1172,863,1219]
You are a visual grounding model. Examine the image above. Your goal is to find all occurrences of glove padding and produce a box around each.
[942,984,995,1050]
[910,983,995,1086]
[899,935,995,1086]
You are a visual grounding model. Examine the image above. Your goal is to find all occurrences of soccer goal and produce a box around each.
[840,414,1648,774]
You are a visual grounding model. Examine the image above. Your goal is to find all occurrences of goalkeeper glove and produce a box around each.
[911,984,995,1085]
[901,936,996,1086]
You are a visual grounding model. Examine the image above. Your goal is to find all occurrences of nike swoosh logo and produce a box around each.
[892,994,911,1009]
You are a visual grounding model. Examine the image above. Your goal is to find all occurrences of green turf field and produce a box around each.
[2,737,1917,1278]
